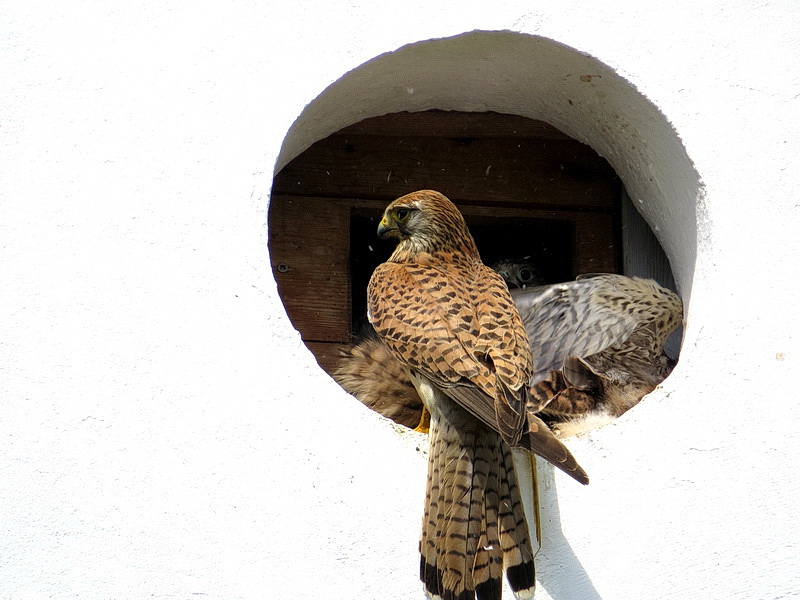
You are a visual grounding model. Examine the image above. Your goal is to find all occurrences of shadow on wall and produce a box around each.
[533,462,604,599]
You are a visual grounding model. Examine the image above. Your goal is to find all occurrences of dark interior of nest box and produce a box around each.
[347,213,575,339]
[269,110,627,374]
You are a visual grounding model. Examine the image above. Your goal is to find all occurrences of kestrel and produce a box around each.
[491,258,544,290]
[366,190,588,600]
[513,274,682,436]
[336,275,682,438]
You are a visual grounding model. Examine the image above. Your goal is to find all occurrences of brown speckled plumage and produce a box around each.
[338,273,682,439]
[366,190,587,600]
[333,337,425,430]
[512,274,682,436]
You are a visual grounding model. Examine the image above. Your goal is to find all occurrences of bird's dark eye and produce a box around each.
[518,268,534,283]
[395,207,410,221]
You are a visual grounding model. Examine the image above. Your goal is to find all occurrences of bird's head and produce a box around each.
[492,258,544,289]
[376,198,424,241]
[377,190,479,259]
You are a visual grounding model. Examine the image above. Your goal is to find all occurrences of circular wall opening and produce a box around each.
[275,30,699,288]
[269,30,700,429]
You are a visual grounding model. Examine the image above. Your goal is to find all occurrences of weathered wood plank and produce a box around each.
[269,195,351,342]
[573,212,619,274]
[338,110,572,139]
[273,134,616,209]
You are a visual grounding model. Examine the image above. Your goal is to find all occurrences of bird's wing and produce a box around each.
[368,260,529,443]
[368,260,588,484]
[512,274,644,383]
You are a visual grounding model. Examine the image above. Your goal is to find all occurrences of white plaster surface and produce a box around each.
[1,1,798,599]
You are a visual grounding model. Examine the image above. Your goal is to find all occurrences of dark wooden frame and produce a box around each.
[269,111,622,373]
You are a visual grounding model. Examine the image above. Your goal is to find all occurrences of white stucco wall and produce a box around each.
[1,2,798,599]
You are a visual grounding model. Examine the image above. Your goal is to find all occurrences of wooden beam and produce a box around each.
[274,134,616,209]
[269,195,351,343]
[338,110,572,139]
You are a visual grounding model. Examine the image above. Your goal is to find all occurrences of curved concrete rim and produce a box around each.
[274,30,701,301]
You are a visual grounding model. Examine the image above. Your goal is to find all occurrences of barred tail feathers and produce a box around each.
[420,387,535,600]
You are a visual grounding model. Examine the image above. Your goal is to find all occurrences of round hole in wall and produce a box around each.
[269,30,701,433]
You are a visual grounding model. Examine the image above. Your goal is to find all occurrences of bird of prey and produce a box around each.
[492,258,544,290]
[334,254,548,435]
[366,190,588,600]
[334,261,545,435]
[335,275,682,439]
[512,274,682,437]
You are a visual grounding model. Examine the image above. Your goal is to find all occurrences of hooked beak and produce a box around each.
[376,214,396,239]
